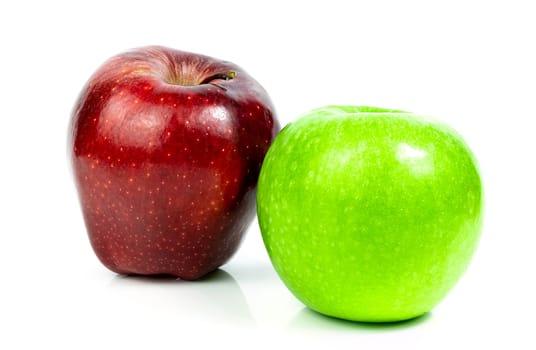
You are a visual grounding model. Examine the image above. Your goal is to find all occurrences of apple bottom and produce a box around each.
[290,270,451,323]
[307,305,428,324]
[275,222,482,322]
[266,215,481,322]
[81,188,256,281]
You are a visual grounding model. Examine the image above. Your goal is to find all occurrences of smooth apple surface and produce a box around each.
[257,106,483,322]
[69,46,279,280]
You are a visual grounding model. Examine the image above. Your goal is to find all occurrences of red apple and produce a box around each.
[69,46,279,280]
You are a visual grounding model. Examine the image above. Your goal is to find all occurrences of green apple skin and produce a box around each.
[257,106,484,323]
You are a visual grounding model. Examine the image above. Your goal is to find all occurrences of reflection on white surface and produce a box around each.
[107,269,255,328]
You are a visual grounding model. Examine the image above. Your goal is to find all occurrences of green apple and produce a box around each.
[257,106,484,323]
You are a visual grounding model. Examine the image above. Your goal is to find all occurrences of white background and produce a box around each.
[1,1,535,348]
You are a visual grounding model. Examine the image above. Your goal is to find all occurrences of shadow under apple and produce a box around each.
[107,268,255,328]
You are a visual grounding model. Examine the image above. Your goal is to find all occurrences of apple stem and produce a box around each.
[200,71,236,85]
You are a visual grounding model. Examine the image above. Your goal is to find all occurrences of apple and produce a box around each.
[69,46,279,280]
[257,106,484,322]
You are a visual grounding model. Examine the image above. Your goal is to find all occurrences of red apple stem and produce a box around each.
[200,71,236,85]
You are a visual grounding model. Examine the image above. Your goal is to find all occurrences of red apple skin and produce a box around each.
[69,46,279,280]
